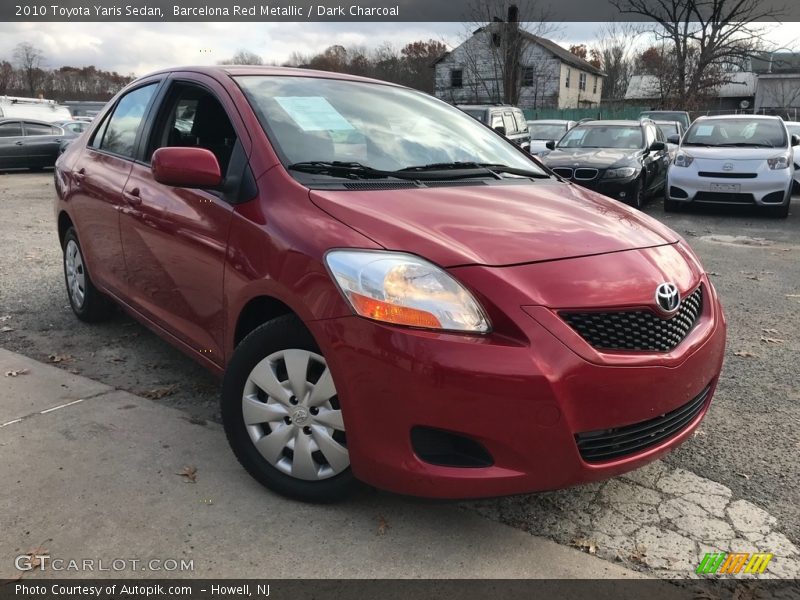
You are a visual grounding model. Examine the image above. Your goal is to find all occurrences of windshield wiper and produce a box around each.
[287,161,405,180]
[716,142,775,148]
[682,142,713,147]
[398,162,549,179]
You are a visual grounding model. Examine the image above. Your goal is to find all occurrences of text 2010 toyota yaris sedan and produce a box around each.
[54,66,726,502]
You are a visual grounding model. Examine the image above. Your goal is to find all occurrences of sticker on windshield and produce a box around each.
[274,96,354,132]
[694,125,714,137]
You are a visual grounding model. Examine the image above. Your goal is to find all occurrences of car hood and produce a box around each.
[310,181,679,267]
[679,146,786,161]
[544,148,640,169]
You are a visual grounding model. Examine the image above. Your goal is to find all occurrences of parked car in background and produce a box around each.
[785,121,800,193]
[458,104,530,151]
[0,96,72,123]
[54,120,91,136]
[542,119,670,209]
[640,110,691,130]
[0,118,65,170]
[654,120,685,161]
[527,119,576,157]
[666,115,797,217]
[55,65,725,502]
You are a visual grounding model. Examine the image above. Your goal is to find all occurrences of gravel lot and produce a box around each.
[1,171,798,572]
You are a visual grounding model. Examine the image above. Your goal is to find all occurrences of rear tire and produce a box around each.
[770,199,790,219]
[221,314,356,503]
[62,228,114,322]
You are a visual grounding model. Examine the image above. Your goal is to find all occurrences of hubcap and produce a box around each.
[64,240,86,309]
[242,349,348,481]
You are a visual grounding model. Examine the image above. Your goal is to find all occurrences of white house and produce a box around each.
[433,26,605,110]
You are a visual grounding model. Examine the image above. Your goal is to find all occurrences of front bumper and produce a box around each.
[556,172,640,203]
[668,166,793,206]
[307,255,726,499]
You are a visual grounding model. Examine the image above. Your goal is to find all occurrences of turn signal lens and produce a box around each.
[348,292,442,328]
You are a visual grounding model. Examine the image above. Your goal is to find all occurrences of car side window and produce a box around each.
[24,122,55,136]
[98,83,158,158]
[502,112,517,134]
[513,110,528,133]
[0,122,23,137]
[148,83,238,175]
[491,114,504,130]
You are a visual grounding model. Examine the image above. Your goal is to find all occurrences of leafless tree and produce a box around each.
[219,49,264,65]
[13,42,44,96]
[590,23,642,103]
[0,60,13,95]
[611,0,780,109]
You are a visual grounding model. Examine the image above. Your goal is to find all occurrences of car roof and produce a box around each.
[576,120,645,126]
[139,65,405,88]
[527,119,572,124]
[695,114,783,121]
[653,120,681,125]
[641,110,688,114]
[0,117,55,125]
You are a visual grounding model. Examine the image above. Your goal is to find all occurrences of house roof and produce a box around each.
[431,26,605,76]
[625,72,756,100]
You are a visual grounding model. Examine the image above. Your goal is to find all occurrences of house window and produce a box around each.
[522,67,534,87]
[451,68,463,88]
[593,76,598,94]
[579,72,587,91]
[565,68,571,88]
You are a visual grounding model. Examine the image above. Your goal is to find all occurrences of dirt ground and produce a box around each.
[1,170,798,550]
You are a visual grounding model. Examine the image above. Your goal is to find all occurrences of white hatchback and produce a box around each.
[666,115,798,217]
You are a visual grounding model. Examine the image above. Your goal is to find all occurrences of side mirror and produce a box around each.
[667,134,681,145]
[791,134,800,147]
[493,125,506,136]
[649,141,666,152]
[151,147,222,188]
[545,140,556,150]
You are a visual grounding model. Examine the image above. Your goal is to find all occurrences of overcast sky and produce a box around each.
[0,21,797,76]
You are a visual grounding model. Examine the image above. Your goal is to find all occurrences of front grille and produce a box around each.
[698,172,757,179]
[694,191,754,204]
[575,384,711,462]
[574,168,599,180]
[552,167,573,179]
[561,286,703,352]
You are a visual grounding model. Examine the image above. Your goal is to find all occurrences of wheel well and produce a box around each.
[234,296,295,347]
[57,212,74,247]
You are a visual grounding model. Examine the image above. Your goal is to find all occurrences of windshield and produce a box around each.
[558,125,643,150]
[528,123,568,140]
[236,76,544,177]
[786,124,800,137]
[657,123,679,138]
[683,119,787,147]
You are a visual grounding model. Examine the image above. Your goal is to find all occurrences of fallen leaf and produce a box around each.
[707,272,720,277]
[786,294,800,298]
[48,354,73,364]
[177,465,197,483]
[762,328,780,335]
[572,537,598,555]
[760,337,785,344]
[0,315,11,321]
[377,515,390,536]
[685,230,698,237]
[733,351,757,358]
[692,428,707,438]
[746,275,761,281]
[629,543,647,565]
[736,472,750,479]
[142,385,178,399]
[1,326,14,333]
[4,369,29,377]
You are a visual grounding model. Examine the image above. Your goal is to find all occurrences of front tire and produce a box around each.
[62,227,114,322]
[221,315,356,503]
[770,199,790,219]
[630,176,646,210]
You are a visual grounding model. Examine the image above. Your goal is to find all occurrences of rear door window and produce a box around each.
[0,121,23,137]
[502,112,517,134]
[24,122,56,136]
[98,83,159,159]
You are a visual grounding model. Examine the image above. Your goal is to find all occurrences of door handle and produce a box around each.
[74,168,86,185]
[123,187,142,206]
[15,141,23,146]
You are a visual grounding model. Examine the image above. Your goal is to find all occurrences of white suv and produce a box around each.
[666,115,798,218]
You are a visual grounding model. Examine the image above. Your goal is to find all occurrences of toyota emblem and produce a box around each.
[655,282,681,315]
[722,163,734,171]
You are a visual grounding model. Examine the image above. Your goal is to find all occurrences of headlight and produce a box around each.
[674,153,694,167]
[603,167,637,179]
[325,250,491,333]
[767,154,790,170]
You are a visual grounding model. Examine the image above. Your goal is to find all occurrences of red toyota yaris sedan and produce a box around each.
[54,66,726,502]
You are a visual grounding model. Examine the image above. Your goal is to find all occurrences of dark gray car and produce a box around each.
[0,119,65,170]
